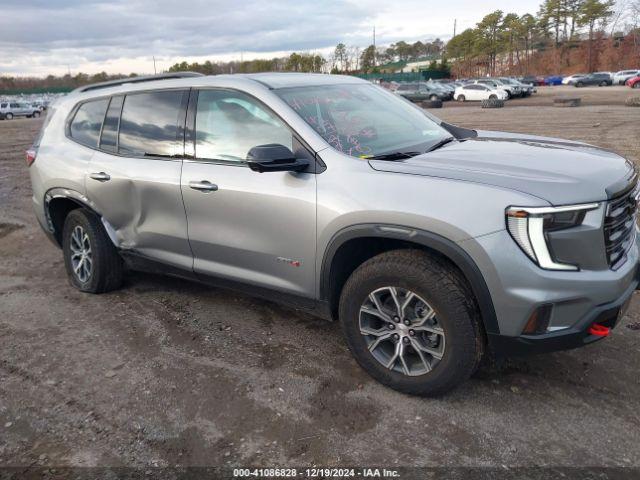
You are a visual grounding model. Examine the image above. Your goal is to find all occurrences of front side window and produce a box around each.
[276,84,448,158]
[69,98,109,147]
[118,90,185,158]
[195,89,293,163]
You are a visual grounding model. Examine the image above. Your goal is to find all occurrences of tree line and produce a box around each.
[447,0,640,77]
[3,0,640,93]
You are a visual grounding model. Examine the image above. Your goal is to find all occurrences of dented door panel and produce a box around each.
[86,151,193,271]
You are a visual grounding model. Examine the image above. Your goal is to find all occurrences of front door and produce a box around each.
[180,89,317,297]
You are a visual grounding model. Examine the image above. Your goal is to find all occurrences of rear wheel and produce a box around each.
[33,111,41,118]
[339,250,483,396]
[62,209,123,293]
[633,83,640,89]
[576,82,584,88]
[430,95,439,101]
[489,94,497,99]
[5,113,13,120]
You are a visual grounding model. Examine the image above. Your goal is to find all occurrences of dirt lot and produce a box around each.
[1,85,640,475]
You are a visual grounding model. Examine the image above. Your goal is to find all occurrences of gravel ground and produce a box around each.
[0,85,639,474]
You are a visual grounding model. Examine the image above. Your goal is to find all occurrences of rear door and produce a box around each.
[180,88,317,297]
[84,89,194,272]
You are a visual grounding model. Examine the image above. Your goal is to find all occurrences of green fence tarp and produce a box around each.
[355,70,450,82]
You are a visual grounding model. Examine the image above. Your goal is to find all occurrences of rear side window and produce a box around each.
[0,103,6,108]
[118,90,185,158]
[99,95,124,153]
[69,99,109,147]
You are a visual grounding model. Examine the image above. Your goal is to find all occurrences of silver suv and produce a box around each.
[28,73,640,395]
[0,101,42,120]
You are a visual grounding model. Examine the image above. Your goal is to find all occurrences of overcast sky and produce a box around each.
[1,0,543,77]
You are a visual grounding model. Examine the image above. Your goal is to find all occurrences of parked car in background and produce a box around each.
[0,101,42,120]
[468,79,517,99]
[395,83,447,102]
[626,76,640,89]
[454,83,507,102]
[499,77,531,97]
[544,75,563,86]
[613,70,640,85]
[562,74,587,85]
[426,81,454,100]
[570,73,612,87]
[593,71,613,81]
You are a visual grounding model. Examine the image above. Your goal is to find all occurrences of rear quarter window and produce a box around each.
[69,99,109,148]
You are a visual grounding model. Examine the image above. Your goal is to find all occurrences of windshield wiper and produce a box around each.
[365,151,422,161]
[425,136,456,153]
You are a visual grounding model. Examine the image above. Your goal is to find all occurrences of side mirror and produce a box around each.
[246,144,309,173]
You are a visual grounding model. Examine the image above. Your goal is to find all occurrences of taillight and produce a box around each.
[25,148,37,167]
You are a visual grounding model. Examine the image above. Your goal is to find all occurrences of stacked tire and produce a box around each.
[421,99,443,109]
[481,98,504,109]
[626,96,640,107]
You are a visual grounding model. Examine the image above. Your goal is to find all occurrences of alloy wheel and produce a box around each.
[359,286,445,376]
[69,225,92,283]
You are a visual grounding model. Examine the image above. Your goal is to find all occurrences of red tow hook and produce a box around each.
[588,323,610,337]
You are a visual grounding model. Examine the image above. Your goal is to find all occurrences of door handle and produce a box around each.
[189,180,218,192]
[89,172,111,182]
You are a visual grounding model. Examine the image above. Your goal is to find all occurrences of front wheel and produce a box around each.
[33,111,41,118]
[62,209,124,293]
[633,83,640,89]
[430,95,439,101]
[456,95,465,102]
[489,94,497,99]
[339,250,483,396]
[5,113,13,120]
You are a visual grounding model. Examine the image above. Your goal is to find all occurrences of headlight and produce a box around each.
[506,203,599,271]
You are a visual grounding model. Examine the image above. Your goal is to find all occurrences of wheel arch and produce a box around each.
[319,224,500,335]
[44,188,117,248]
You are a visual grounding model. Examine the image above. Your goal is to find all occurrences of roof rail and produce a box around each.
[72,72,204,93]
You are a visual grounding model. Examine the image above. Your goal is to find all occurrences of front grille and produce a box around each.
[604,182,639,270]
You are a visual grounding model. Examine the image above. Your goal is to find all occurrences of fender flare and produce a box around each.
[319,224,500,335]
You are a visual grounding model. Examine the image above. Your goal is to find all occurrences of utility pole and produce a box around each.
[453,19,457,38]
[153,56,157,74]
[373,25,376,66]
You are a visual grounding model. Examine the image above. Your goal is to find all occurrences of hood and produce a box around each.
[368,132,636,205]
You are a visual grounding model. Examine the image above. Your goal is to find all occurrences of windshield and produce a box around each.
[276,84,449,158]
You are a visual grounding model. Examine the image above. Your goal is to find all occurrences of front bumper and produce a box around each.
[459,229,639,357]
[488,270,637,357]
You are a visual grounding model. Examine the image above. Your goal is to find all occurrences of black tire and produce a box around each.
[489,94,497,99]
[456,95,465,102]
[5,113,13,120]
[339,250,483,396]
[62,209,123,293]
[421,99,443,109]
[576,82,584,88]
[633,83,640,89]
[429,94,439,102]
[504,91,511,99]
[33,111,41,118]
[481,98,504,109]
